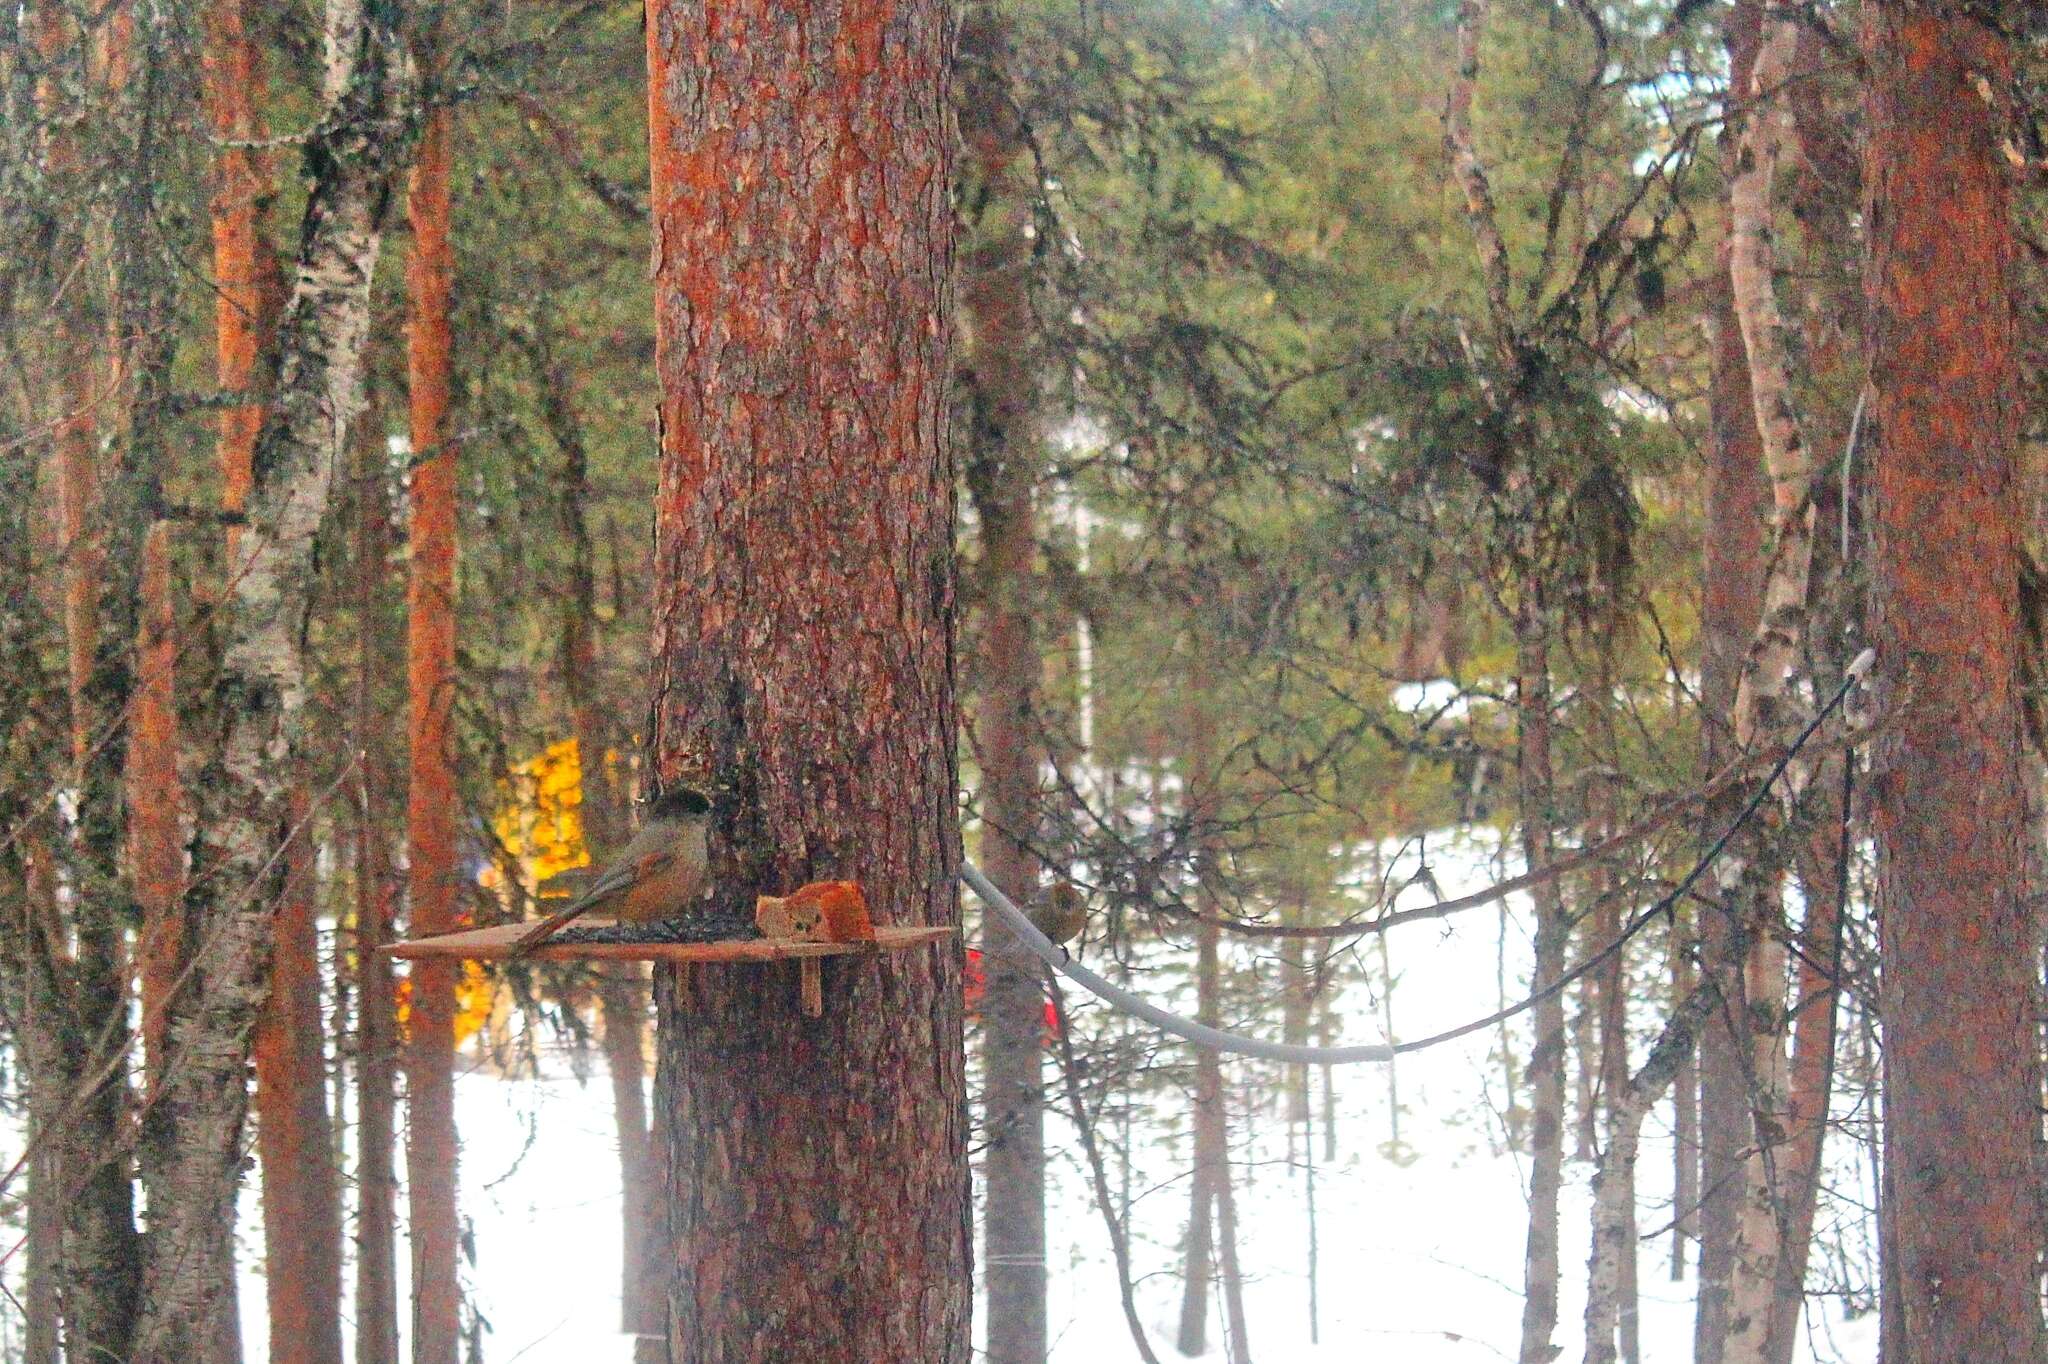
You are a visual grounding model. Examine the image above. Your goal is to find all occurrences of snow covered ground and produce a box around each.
[193,828,1875,1361]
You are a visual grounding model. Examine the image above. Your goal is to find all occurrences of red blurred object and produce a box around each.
[963,946,1059,1034]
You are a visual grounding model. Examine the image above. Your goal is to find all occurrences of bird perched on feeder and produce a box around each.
[510,786,713,957]
[1027,882,1091,961]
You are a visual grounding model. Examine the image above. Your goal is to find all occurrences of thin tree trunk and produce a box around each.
[960,13,1050,1360]
[20,842,64,1364]
[132,519,183,1083]
[1761,25,1860,1357]
[33,6,144,1356]
[644,2,969,1356]
[1762,762,1845,1364]
[1281,887,1310,1127]
[1866,6,2042,1358]
[1514,591,1566,1364]
[1586,979,1728,1364]
[1213,1112,1253,1363]
[1669,932,1696,1283]
[1589,637,1638,1364]
[353,411,401,1364]
[1049,985,1163,1364]
[1692,6,1768,1357]
[1574,976,1599,1163]
[196,4,273,1351]
[402,98,462,1364]
[1177,696,1226,1359]
[134,3,402,1353]
[1720,13,1821,1354]
[534,333,662,1337]
[205,0,268,570]
[255,784,346,1364]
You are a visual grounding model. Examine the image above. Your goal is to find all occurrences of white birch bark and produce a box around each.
[132,5,404,1356]
[1718,17,1814,1362]
[1585,978,1730,1363]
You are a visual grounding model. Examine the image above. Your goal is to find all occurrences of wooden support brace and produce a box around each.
[799,958,823,1018]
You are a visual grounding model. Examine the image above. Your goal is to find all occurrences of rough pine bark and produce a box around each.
[1865,6,2043,1360]
[134,2,401,1353]
[959,12,1050,1362]
[402,99,463,1364]
[254,782,345,1364]
[644,1,969,1358]
[204,0,268,567]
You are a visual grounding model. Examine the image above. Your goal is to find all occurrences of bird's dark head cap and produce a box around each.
[649,786,713,820]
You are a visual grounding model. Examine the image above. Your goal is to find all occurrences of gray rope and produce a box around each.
[960,650,1874,1067]
[963,862,1395,1065]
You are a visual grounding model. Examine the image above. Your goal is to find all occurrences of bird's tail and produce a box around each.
[509,894,601,959]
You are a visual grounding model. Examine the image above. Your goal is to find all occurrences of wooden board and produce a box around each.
[384,920,955,964]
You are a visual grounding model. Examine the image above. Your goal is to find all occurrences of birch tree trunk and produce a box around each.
[644,1,969,1356]
[1719,15,1820,1357]
[1691,6,1768,1349]
[134,3,403,1354]
[1865,5,2043,1358]
[1585,981,1728,1364]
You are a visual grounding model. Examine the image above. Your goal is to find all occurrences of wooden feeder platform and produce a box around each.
[384,921,954,1018]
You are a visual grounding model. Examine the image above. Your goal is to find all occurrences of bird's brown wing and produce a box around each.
[510,849,675,958]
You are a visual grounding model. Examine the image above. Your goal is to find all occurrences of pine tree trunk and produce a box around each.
[132,519,183,1083]
[960,13,1050,1360]
[402,100,462,1364]
[644,2,969,1357]
[353,414,402,1364]
[204,0,268,568]
[255,784,346,1364]
[1865,7,2043,1359]
[33,7,144,1356]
